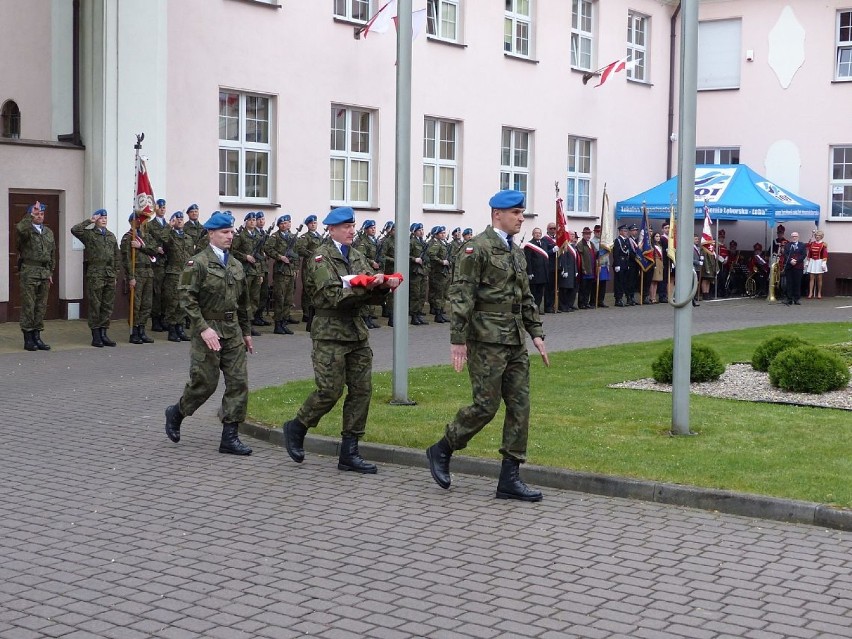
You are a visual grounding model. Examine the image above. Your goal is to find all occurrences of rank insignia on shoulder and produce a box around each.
[314,255,323,262]
[464,247,474,254]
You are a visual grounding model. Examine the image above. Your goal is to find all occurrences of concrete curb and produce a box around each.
[239,422,852,532]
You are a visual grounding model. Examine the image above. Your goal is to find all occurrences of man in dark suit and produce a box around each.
[783,231,807,305]
[524,227,549,310]
[612,224,631,307]
[541,224,558,312]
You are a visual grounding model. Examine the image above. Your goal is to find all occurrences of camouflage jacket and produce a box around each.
[379,234,395,273]
[231,228,265,276]
[295,231,323,263]
[409,235,429,276]
[426,239,450,276]
[352,233,378,263]
[120,228,158,278]
[449,226,544,346]
[144,216,170,268]
[183,219,207,252]
[304,239,387,342]
[16,217,55,278]
[264,231,299,276]
[179,246,250,339]
[70,218,120,278]
[163,228,196,275]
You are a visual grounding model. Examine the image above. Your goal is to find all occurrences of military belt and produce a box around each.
[474,302,521,314]
[23,260,50,268]
[313,309,349,319]
[205,311,237,321]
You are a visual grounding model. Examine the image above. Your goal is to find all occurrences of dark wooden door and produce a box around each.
[8,193,61,322]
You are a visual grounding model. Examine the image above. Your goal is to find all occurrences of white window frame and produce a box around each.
[830,145,852,219]
[696,147,740,165]
[837,10,852,80]
[571,0,594,71]
[566,136,593,215]
[504,0,533,58]
[218,90,274,204]
[627,11,648,82]
[500,127,532,208]
[330,105,374,207]
[697,18,742,90]
[427,0,460,43]
[334,0,371,23]
[423,117,459,209]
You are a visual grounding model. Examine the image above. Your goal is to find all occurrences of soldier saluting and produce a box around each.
[16,201,55,351]
[426,189,549,502]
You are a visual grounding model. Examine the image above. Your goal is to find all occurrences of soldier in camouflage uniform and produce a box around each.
[264,214,298,335]
[252,212,272,327]
[282,207,400,474]
[15,201,55,351]
[183,204,206,252]
[120,213,158,344]
[295,214,323,329]
[426,225,451,323]
[408,222,430,325]
[231,212,265,336]
[164,211,254,456]
[352,219,381,329]
[70,209,121,348]
[144,199,170,331]
[163,211,196,342]
[378,221,396,326]
[427,189,549,502]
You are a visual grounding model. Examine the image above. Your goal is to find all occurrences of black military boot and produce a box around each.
[91,328,104,348]
[496,458,542,502]
[417,314,430,325]
[100,327,116,347]
[33,331,51,351]
[23,330,37,352]
[151,316,164,332]
[387,316,394,327]
[175,323,189,341]
[129,326,143,344]
[426,437,453,489]
[274,320,293,335]
[283,418,308,463]
[167,324,181,342]
[365,316,379,329]
[219,423,252,455]
[164,403,184,443]
[410,314,418,325]
[138,325,154,343]
[338,435,377,474]
[250,327,261,337]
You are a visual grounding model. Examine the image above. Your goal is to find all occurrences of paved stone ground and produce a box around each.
[1,297,851,638]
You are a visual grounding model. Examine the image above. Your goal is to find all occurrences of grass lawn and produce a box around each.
[248,322,852,508]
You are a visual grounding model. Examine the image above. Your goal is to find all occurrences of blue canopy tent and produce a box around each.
[615,165,820,227]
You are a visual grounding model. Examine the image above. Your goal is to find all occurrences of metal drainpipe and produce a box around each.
[667,2,682,179]
[58,0,83,147]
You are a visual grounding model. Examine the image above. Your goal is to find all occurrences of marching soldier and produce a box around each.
[121,213,158,344]
[145,198,170,332]
[282,207,400,473]
[164,211,254,456]
[379,221,396,326]
[264,214,298,335]
[231,212,264,336]
[163,211,195,342]
[16,201,55,351]
[295,214,323,330]
[409,222,430,325]
[353,219,381,329]
[426,189,548,502]
[70,209,121,348]
[426,225,451,323]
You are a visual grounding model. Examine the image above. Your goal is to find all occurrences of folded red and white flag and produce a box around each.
[341,272,405,289]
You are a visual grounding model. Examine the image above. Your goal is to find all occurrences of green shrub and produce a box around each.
[652,343,725,383]
[752,334,812,372]
[768,346,851,394]
[823,342,852,366]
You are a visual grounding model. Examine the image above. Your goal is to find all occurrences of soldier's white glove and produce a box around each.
[561,271,568,278]
[528,274,534,280]
[615,266,621,273]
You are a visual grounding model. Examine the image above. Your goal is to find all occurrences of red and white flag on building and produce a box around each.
[595,56,638,87]
[701,202,715,253]
[135,156,156,222]
[361,1,427,40]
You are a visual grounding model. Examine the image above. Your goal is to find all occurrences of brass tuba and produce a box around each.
[768,254,781,303]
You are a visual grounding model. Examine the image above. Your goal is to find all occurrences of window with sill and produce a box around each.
[331,105,374,207]
[627,11,648,82]
[571,0,594,71]
[504,0,532,57]
[566,136,593,214]
[831,146,852,218]
[427,0,460,42]
[423,117,459,209]
[219,91,273,203]
[501,127,532,207]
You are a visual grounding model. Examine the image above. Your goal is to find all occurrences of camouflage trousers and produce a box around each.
[296,339,373,438]
[19,269,50,331]
[245,273,261,318]
[179,334,248,424]
[258,274,270,317]
[85,274,116,329]
[131,273,153,326]
[163,273,183,326]
[409,273,428,316]
[151,266,166,319]
[428,270,450,312]
[272,271,295,321]
[446,340,531,462]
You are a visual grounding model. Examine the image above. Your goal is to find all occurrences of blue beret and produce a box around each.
[277,214,291,224]
[323,206,356,226]
[437,226,446,233]
[204,211,235,231]
[463,228,473,235]
[430,226,439,235]
[410,222,423,232]
[156,199,166,207]
[305,214,318,224]
[488,189,525,210]
[244,211,257,221]
[27,202,46,214]
[255,211,265,218]
[362,219,376,229]
[128,213,140,222]
[92,209,108,218]
[170,211,184,220]
[383,221,395,231]
[186,203,198,212]
[452,227,461,234]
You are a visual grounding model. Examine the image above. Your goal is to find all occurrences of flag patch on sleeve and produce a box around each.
[464,247,474,254]
[314,255,324,262]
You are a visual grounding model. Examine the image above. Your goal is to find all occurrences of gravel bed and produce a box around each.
[611,363,852,411]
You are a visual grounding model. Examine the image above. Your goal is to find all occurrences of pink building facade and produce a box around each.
[1,0,850,323]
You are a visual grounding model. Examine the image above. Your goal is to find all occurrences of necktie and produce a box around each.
[507,235,514,250]
[341,245,350,261]
[222,251,229,266]
[99,229,105,236]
